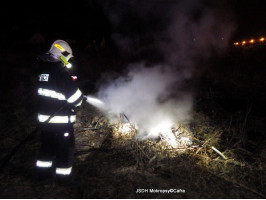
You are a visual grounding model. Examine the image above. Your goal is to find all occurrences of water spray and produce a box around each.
[84,95,106,110]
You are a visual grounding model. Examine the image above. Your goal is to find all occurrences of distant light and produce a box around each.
[233,37,265,47]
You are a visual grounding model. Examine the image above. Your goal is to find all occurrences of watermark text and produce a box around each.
[136,188,185,194]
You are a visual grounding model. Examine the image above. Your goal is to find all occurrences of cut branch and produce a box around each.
[211,146,228,160]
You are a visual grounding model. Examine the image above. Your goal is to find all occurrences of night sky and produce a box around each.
[230,0,266,39]
[0,0,266,49]
[0,1,110,47]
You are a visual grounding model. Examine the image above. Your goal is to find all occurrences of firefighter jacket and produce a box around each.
[36,55,83,124]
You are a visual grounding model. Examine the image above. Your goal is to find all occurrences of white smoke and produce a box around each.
[97,63,193,138]
[96,0,235,139]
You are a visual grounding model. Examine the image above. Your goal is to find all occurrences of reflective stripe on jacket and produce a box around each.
[37,113,76,123]
[38,87,83,107]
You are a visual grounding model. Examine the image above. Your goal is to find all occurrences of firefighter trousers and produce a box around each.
[36,123,75,177]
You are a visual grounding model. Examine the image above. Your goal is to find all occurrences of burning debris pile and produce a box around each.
[84,95,193,150]
[111,113,193,150]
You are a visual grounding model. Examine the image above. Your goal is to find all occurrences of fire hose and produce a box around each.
[0,102,68,171]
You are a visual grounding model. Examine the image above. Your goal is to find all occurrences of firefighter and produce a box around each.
[35,39,83,182]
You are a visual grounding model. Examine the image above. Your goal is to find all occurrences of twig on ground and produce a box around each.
[195,138,211,154]
[211,146,228,160]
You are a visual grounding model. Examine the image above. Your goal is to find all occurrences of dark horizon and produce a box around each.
[0,0,265,47]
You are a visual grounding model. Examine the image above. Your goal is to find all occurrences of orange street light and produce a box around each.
[234,42,239,45]
[260,37,265,42]
[249,39,254,43]
[242,41,246,45]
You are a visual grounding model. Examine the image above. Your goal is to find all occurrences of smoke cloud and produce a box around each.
[96,0,235,139]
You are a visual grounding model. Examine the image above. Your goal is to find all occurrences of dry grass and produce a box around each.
[106,110,266,198]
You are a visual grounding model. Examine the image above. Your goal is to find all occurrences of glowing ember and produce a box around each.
[116,120,193,149]
[146,121,178,148]
[159,132,179,148]
[119,123,134,135]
